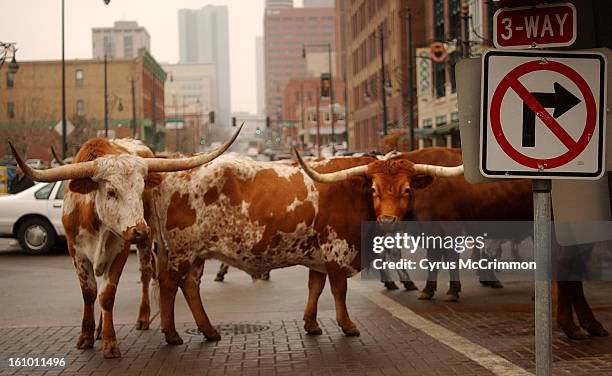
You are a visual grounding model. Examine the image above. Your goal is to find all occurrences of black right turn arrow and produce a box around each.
[522,82,581,147]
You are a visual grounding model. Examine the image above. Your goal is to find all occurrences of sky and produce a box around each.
[0,0,304,114]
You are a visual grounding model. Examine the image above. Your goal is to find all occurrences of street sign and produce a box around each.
[54,120,74,137]
[493,3,576,49]
[481,50,607,179]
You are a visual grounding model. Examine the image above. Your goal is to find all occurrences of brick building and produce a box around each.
[264,5,336,123]
[0,49,167,161]
[415,0,493,148]
[345,0,426,152]
[282,77,345,147]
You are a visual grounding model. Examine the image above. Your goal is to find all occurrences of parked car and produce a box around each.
[25,159,47,170]
[0,181,66,254]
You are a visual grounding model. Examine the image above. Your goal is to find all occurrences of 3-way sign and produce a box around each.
[480,50,607,179]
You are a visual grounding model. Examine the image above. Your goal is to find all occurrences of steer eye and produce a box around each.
[403,186,412,195]
[108,190,118,199]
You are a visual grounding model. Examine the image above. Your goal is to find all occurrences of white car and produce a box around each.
[0,181,66,254]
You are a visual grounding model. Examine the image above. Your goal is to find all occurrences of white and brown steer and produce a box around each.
[9,129,240,358]
[151,153,461,344]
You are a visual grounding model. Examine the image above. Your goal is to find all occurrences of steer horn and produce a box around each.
[412,164,464,177]
[293,147,368,183]
[146,122,244,172]
[9,141,95,182]
[50,146,65,166]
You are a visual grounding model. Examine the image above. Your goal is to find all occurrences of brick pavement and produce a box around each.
[0,312,495,375]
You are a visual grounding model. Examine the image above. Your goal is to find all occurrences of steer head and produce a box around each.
[294,149,464,229]
[9,123,243,243]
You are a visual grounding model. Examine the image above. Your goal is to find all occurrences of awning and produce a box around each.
[414,122,459,138]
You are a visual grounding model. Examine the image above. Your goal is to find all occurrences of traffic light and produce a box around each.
[320,73,331,98]
[209,111,215,124]
[232,117,236,127]
[265,116,270,128]
[255,127,262,135]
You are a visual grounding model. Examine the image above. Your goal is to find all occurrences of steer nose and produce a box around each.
[126,225,150,244]
[377,215,398,231]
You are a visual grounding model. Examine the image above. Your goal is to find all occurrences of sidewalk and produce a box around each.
[0,256,611,375]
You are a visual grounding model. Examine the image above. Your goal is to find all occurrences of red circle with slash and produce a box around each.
[489,59,596,169]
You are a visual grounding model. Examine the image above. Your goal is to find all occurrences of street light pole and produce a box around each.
[402,9,416,150]
[131,77,137,138]
[61,0,67,158]
[379,25,389,137]
[327,43,335,155]
[104,55,109,138]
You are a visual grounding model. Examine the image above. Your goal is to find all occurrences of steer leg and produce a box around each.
[159,274,182,345]
[135,241,153,330]
[214,263,230,282]
[181,258,221,341]
[303,269,326,335]
[572,281,609,337]
[556,281,588,339]
[98,242,130,358]
[73,254,97,350]
[326,264,359,336]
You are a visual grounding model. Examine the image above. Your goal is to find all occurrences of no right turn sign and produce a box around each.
[481,50,607,179]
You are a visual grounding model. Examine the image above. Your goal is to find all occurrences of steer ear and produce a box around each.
[69,178,99,194]
[410,174,434,190]
[145,173,163,189]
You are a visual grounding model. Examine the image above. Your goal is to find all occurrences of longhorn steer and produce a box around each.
[9,127,241,358]
[299,147,608,339]
[151,153,460,344]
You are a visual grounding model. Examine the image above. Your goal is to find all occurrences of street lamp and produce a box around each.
[60,0,111,157]
[302,42,335,154]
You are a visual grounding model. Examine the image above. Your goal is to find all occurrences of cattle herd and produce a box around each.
[8,127,609,359]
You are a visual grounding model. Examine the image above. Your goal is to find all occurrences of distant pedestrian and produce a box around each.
[9,167,34,194]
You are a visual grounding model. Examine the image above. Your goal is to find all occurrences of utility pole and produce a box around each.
[61,0,67,158]
[131,78,136,139]
[379,25,389,137]
[104,55,109,138]
[316,85,321,157]
[404,9,415,150]
[327,43,335,154]
[461,3,471,58]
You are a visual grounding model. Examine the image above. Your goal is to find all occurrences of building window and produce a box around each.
[123,35,134,58]
[6,72,14,88]
[449,0,461,40]
[7,102,15,119]
[422,118,433,128]
[451,111,459,123]
[436,115,447,126]
[75,69,84,87]
[434,62,446,98]
[423,138,433,147]
[76,100,85,116]
[434,0,445,41]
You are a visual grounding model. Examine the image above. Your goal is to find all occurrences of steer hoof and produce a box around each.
[163,330,184,346]
[214,275,224,282]
[135,319,150,330]
[383,281,399,290]
[489,281,504,289]
[304,318,323,335]
[444,293,459,302]
[76,335,94,349]
[102,340,122,359]
[417,291,434,300]
[203,328,222,341]
[402,281,419,291]
[585,323,609,337]
[261,271,270,281]
[341,326,360,337]
[564,327,589,340]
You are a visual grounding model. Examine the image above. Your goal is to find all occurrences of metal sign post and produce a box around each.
[533,179,552,376]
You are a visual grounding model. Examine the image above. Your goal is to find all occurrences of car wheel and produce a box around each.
[17,217,57,255]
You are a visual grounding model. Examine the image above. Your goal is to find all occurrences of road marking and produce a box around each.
[349,281,533,376]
